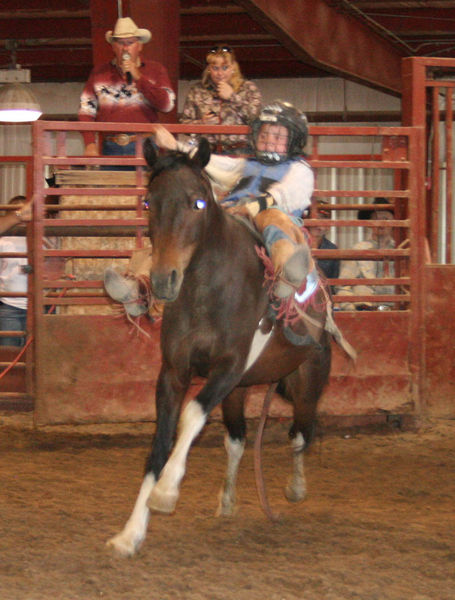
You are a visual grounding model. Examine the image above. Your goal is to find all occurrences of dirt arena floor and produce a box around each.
[0,412,454,600]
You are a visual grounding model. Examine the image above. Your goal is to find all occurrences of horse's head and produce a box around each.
[143,137,216,302]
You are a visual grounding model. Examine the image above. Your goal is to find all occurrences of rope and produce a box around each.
[254,381,280,521]
[0,286,67,382]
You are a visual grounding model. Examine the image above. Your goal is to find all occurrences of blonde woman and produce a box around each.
[180,46,262,154]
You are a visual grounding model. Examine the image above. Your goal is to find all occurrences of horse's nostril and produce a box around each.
[170,270,178,286]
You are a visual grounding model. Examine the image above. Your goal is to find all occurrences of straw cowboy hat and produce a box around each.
[105,17,151,44]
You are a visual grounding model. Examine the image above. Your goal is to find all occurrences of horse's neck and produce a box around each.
[189,209,263,282]
[231,214,263,245]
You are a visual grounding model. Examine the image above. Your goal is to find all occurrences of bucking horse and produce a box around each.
[106,138,355,557]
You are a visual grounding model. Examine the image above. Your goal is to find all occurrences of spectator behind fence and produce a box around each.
[78,17,175,161]
[304,200,339,287]
[337,197,395,311]
[0,198,31,236]
[0,196,29,346]
[180,45,262,155]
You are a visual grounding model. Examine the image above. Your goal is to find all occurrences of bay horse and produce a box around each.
[107,138,337,557]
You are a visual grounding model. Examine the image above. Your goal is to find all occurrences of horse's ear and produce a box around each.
[143,137,159,168]
[193,137,211,169]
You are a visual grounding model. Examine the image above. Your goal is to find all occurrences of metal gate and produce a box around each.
[24,120,423,425]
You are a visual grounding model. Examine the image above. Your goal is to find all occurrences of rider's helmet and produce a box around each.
[251,100,309,164]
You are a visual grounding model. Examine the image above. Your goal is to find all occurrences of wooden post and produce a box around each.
[129,0,180,123]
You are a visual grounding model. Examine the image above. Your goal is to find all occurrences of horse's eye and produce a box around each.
[193,198,207,210]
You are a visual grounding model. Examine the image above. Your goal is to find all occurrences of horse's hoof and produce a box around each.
[146,488,178,514]
[106,532,140,558]
[284,484,306,503]
[215,500,237,517]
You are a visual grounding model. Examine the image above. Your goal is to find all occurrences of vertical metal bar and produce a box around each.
[408,126,426,416]
[56,131,66,157]
[401,57,427,127]
[445,87,453,263]
[31,120,47,425]
[25,157,34,400]
[135,139,145,248]
[431,86,440,261]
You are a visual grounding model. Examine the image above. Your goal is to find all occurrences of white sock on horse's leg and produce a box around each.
[106,472,155,557]
[216,434,245,516]
[147,400,206,514]
[285,432,307,502]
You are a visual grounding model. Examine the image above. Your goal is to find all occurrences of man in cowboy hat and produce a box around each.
[78,17,175,158]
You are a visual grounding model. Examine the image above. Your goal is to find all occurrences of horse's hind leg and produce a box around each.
[216,388,247,516]
[280,346,331,503]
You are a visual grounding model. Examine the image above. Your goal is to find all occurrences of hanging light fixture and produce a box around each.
[0,41,42,123]
[0,83,42,122]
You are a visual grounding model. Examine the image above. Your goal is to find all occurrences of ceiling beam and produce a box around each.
[353,1,455,8]
[236,0,404,94]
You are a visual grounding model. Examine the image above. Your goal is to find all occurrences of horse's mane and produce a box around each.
[148,150,202,183]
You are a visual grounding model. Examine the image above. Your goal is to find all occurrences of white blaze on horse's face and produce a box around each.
[148,169,211,302]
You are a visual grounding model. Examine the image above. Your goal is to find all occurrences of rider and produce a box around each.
[105,100,315,315]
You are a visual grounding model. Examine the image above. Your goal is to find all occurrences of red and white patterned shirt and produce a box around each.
[79,59,175,145]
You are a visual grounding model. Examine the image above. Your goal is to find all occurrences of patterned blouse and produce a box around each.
[180,79,262,151]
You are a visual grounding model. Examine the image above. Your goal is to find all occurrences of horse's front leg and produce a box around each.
[106,365,186,557]
[216,388,247,516]
[147,363,244,515]
[106,473,156,557]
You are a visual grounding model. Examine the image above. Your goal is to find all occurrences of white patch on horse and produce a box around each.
[216,434,245,516]
[285,432,307,503]
[106,473,156,557]
[147,400,206,514]
[243,318,273,373]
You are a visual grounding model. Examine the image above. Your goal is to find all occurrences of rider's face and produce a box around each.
[256,124,289,155]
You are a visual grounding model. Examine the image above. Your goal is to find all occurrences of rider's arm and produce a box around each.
[153,125,246,193]
[266,160,314,215]
[204,154,245,192]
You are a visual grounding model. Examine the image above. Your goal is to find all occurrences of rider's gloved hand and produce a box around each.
[243,193,276,218]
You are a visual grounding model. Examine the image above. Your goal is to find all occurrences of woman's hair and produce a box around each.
[202,46,244,92]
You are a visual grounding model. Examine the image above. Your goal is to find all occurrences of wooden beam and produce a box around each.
[236,0,404,94]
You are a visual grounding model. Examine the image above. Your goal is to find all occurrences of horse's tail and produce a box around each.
[324,307,357,362]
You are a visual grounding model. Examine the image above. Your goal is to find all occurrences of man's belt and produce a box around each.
[105,133,137,146]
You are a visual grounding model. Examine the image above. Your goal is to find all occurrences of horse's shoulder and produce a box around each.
[231,214,263,245]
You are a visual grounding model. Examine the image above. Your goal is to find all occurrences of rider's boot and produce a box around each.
[104,268,148,317]
[104,247,153,317]
[254,208,313,299]
[269,239,312,298]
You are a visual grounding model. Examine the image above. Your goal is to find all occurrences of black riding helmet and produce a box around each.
[251,100,309,164]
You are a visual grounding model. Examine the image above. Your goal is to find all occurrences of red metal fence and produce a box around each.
[402,57,455,264]
[11,119,423,424]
